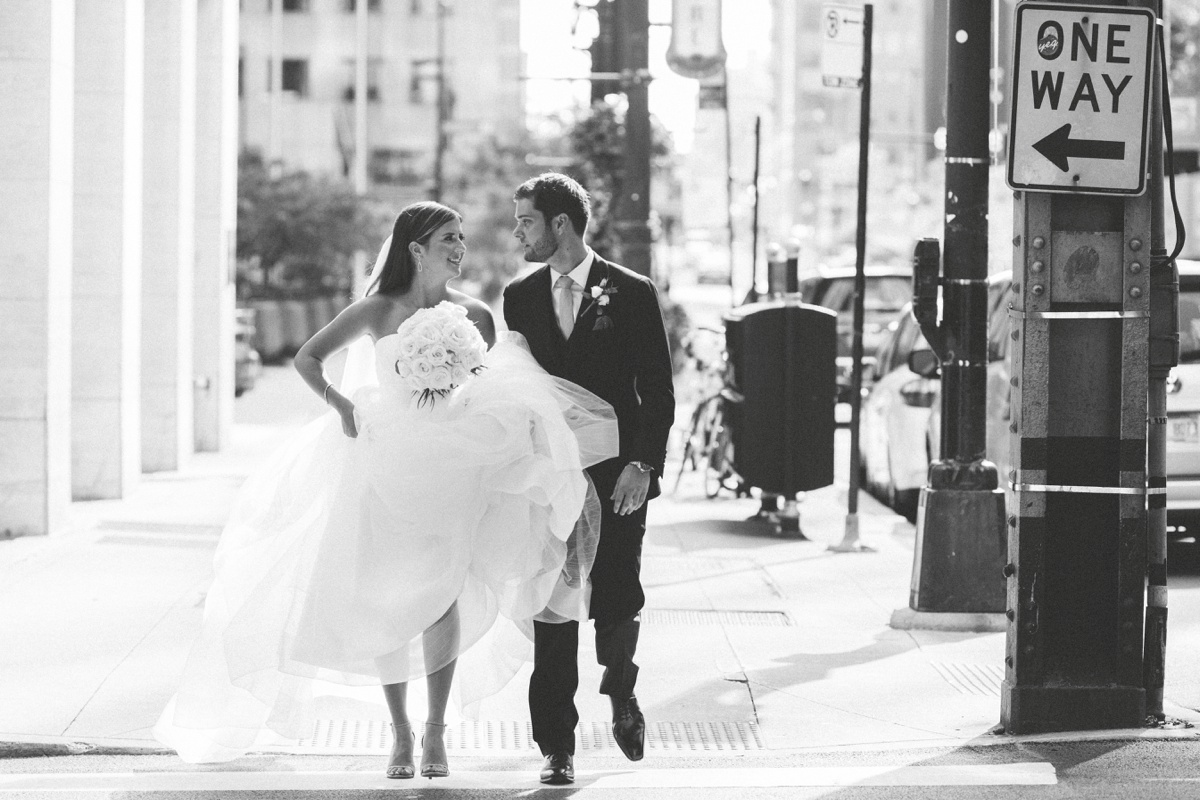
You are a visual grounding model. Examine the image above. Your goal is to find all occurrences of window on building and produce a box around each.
[282,0,309,11]
[410,0,424,15]
[343,0,381,10]
[342,58,381,101]
[370,148,427,186]
[281,58,309,97]
[238,56,244,97]
[409,59,438,104]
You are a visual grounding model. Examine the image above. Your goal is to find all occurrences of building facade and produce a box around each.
[1,0,239,536]
[238,0,523,200]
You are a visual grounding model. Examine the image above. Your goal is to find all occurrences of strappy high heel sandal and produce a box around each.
[420,721,449,778]
[387,722,415,779]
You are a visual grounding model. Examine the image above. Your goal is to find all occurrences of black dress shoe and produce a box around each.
[540,753,574,785]
[611,695,645,761]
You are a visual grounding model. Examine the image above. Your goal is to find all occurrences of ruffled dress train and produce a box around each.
[154,333,617,763]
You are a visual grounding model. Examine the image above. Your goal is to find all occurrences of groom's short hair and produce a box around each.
[514,173,590,237]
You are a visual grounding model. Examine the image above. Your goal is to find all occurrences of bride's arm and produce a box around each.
[463,299,497,349]
[295,299,379,436]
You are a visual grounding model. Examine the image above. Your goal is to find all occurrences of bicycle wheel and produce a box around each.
[673,395,718,493]
[672,404,702,492]
[702,400,730,499]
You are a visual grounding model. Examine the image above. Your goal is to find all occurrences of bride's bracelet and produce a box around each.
[322,383,334,404]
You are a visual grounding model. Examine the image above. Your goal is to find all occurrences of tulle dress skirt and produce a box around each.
[153,336,618,763]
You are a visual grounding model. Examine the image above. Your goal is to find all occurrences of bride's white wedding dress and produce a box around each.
[154,311,617,764]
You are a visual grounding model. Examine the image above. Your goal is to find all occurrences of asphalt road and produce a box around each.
[4,740,1200,798]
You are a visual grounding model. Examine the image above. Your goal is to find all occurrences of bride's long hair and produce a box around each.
[366,201,461,296]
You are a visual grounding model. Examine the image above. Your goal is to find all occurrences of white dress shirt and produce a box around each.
[551,249,596,323]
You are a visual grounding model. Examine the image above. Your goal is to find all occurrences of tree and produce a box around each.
[1170,1,1200,98]
[565,100,677,262]
[236,149,387,300]
[441,132,546,304]
[565,101,690,371]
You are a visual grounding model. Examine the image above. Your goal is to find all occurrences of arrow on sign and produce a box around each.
[1032,124,1126,172]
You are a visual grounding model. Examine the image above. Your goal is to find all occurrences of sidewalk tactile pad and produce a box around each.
[642,609,793,626]
[294,719,763,753]
[931,662,1004,696]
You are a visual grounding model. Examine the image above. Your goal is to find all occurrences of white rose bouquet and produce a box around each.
[393,301,487,407]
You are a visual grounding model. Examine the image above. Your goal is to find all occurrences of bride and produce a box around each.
[154,202,618,778]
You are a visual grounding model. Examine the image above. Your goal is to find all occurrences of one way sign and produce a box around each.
[1007,2,1155,195]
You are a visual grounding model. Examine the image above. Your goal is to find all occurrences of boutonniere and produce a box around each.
[589,279,618,331]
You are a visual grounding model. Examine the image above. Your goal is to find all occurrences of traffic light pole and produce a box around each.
[614,0,653,277]
[905,0,1006,612]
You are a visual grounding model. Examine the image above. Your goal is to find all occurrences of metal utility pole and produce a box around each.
[828,2,874,553]
[590,0,621,102]
[751,115,762,295]
[352,0,369,297]
[723,69,736,303]
[268,0,282,165]
[1143,0,1176,725]
[432,0,449,203]
[906,0,1006,608]
[614,0,653,277]
[1001,0,1157,733]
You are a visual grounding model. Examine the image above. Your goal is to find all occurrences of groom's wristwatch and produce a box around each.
[627,461,654,476]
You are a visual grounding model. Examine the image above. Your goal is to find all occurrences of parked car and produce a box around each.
[858,305,936,516]
[806,265,913,401]
[859,272,1012,518]
[235,308,263,397]
[867,259,1200,537]
[1162,259,1200,535]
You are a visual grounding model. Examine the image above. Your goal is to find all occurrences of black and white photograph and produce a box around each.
[7,0,1200,797]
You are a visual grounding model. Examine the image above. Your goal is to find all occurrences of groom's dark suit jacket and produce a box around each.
[502,255,675,503]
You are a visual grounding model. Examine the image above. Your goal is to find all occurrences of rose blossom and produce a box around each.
[428,365,453,390]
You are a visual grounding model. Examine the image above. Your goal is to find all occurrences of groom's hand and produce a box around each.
[611,465,651,515]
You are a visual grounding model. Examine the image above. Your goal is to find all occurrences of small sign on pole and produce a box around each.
[1006,2,1155,195]
[821,4,864,89]
[666,0,727,79]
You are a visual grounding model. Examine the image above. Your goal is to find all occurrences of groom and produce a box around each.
[503,173,675,785]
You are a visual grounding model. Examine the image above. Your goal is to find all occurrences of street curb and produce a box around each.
[0,738,171,760]
[4,724,1196,761]
[889,607,1007,632]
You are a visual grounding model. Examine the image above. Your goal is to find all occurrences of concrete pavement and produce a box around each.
[2,366,1198,766]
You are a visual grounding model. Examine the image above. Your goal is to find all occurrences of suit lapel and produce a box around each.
[523,266,569,366]
[573,257,608,334]
[568,258,611,358]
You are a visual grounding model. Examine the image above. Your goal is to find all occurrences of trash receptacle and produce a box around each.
[722,299,836,496]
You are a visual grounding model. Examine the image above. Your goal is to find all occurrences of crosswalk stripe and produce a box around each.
[0,763,1056,791]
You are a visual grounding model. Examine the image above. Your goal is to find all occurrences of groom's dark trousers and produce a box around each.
[503,255,674,757]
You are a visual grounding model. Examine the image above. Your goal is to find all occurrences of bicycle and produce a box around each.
[672,326,745,498]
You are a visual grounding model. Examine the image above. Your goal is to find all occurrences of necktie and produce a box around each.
[555,274,575,339]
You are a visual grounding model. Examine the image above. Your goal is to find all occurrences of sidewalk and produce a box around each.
[2,367,1197,761]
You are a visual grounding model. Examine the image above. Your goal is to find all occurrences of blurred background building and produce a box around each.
[238,0,523,202]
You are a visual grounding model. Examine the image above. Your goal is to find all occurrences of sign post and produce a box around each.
[1002,0,1159,734]
[1007,3,1155,195]
[822,3,874,553]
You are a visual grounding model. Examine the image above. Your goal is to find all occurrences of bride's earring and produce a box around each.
[416,257,424,273]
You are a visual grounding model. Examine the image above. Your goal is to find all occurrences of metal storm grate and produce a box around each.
[641,609,794,626]
[931,662,1004,696]
[293,719,763,753]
